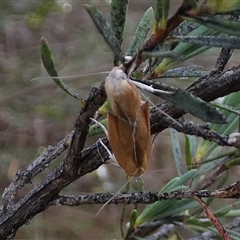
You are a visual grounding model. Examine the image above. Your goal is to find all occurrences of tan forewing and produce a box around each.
[105,67,151,177]
[107,101,151,177]
[105,79,141,123]
[108,112,136,176]
[134,101,151,172]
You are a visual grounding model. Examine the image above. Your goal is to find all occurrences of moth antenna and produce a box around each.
[30,71,109,82]
[96,177,132,216]
[90,118,119,166]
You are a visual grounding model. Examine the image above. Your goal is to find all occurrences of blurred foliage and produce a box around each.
[1,0,240,239]
[25,0,61,29]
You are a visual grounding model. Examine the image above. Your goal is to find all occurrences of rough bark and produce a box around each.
[1,61,240,239]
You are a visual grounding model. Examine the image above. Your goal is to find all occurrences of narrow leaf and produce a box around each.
[135,169,197,227]
[212,102,240,116]
[214,200,240,217]
[196,92,240,162]
[135,189,185,227]
[187,15,240,37]
[131,78,226,123]
[161,65,209,78]
[159,176,180,192]
[170,129,185,176]
[129,209,138,229]
[155,199,197,219]
[111,0,128,45]
[142,50,182,61]
[84,4,123,63]
[156,24,219,74]
[185,135,193,169]
[40,37,81,100]
[169,168,197,189]
[204,0,240,13]
[111,0,128,64]
[171,35,240,49]
[193,196,232,240]
[125,7,154,57]
[154,0,170,31]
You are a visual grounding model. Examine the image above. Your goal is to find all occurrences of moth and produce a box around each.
[104,67,151,177]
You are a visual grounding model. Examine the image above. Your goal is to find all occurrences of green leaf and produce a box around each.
[159,176,180,193]
[189,15,240,37]
[135,169,197,227]
[195,92,240,162]
[87,119,107,137]
[155,199,197,219]
[125,7,154,57]
[214,200,240,217]
[111,0,128,46]
[40,37,81,100]
[161,65,209,78]
[168,169,197,189]
[185,135,196,169]
[129,209,138,229]
[111,0,128,65]
[204,0,240,13]
[132,78,226,123]
[225,157,240,168]
[154,0,170,30]
[135,191,183,227]
[142,50,183,61]
[171,35,240,49]
[212,102,240,116]
[170,129,185,176]
[84,4,123,63]
[156,24,219,74]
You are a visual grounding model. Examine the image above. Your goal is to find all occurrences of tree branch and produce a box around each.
[1,63,240,239]
[50,181,240,206]
[0,83,107,239]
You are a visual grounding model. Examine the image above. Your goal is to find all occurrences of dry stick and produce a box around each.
[0,83,107,239]
[51,180,240,206]
[193,196,232,240]
[4,46,232,202]
[1,68,239,209]
[151,66,240,134]
[187,217,240,240]
[1,132,73,211]
[1,65,240,238]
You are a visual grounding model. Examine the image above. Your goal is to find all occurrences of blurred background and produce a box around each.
[0,1,239,239]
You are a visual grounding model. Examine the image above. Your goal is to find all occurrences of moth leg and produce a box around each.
[98,138,118,166]
[90,118,118,166]
[90,117,108,137]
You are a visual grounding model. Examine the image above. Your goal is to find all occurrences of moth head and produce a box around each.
[108,67,127,82]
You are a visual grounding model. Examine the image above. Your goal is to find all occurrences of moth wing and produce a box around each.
[108,112,134,174]
[134,101,151,173]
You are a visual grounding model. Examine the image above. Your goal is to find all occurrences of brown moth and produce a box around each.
[104,67,151,177]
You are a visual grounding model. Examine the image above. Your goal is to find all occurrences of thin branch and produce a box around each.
[0,83,107,239]
[152,115,240,148]
[1,61,240,239]
[151,65,240,134]
[186,216,240,240]
[1,132,73,212]
[51,181,240,206]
